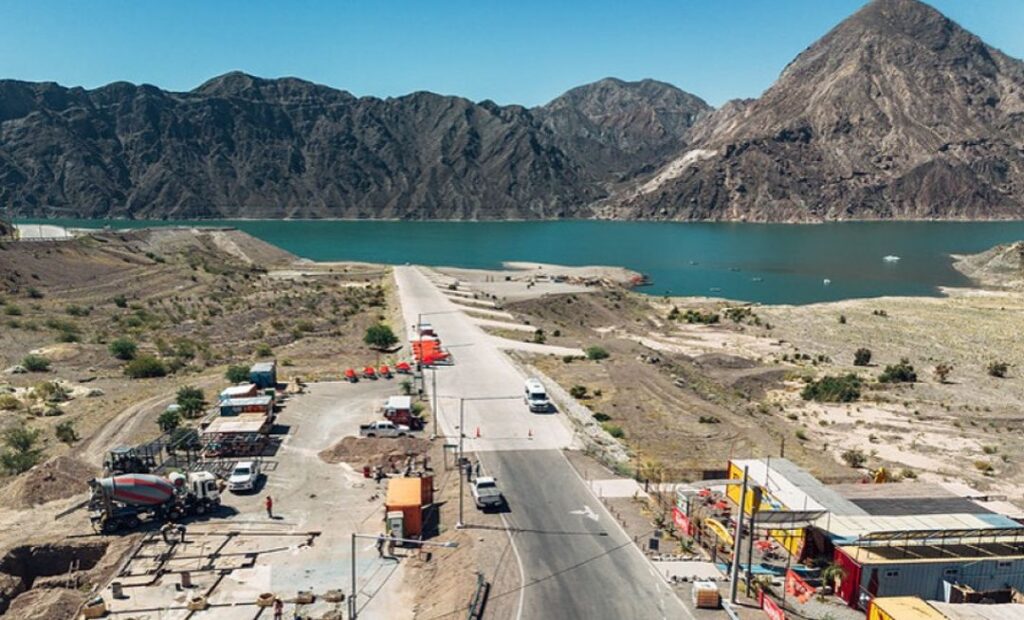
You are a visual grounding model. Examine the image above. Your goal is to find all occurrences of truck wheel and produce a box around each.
[366,433,375,438]
[397,433,406,437]
[195,503,207,516]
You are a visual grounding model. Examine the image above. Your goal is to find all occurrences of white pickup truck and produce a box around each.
[359,420,411,438]
[471,477,504,510]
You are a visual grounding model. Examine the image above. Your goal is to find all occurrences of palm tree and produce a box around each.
[820,562,847,590]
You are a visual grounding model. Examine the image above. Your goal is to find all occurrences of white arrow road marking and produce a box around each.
[569,505,599,522]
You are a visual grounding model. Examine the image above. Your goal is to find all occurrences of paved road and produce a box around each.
[394,266,690,619]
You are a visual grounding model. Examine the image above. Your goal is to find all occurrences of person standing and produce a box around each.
[376,534,386,558]
[273,597,283,620]
[265,495,274,518]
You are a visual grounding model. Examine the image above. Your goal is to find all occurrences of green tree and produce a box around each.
[255,343,273,357]
[176,386,207,418]
[585,346,609,361]
[21,354,51,372]
[400,379,414,396]
[569,385,588,399]
[0,426,43,474]
[364,324,398,350]
[225,364,251,384]
[123,355,168,379]
[55,420,79,445]
[108,337,138,361]
[158,408,181,432]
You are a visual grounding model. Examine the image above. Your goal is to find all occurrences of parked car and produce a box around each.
[228,461,258,493]
[471,476,504,510]
[359,420,411,438]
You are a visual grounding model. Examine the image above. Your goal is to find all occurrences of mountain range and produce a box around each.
[2,0,1023,221]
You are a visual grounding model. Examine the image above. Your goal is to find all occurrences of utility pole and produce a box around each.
[729,466,749,604]
[349,533,456,619]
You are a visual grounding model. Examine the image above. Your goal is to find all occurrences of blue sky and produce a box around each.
[0,1,1021,107]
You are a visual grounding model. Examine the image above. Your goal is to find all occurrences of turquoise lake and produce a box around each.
[16,219,1024,305]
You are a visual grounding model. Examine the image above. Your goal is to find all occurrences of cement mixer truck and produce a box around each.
[88,471,221,533]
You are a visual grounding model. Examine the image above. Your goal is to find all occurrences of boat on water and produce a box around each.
[710,287,722,293]
[751,277,763,282]
[883,255,901,263]
[823,278,832,286]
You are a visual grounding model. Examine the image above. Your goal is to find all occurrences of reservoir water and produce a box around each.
[16,219,1024,305]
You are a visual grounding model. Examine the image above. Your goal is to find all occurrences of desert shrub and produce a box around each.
[698,415,721,424]
[400,379,414,396]
[569,385,588,399]
[22,354,51,372]
[562,355,576,364]
[66,304,90,317]
[801,374,862,403]
[585,346,609,361]
[124,355,167,379]
[838,314,846,324]
[112,294,128,308]
[879,358,917,383]
[853,348,872,366]
[255,343,274,357]
[26,287,43,299]
[0,394,20,411]
[532,329,546,344]
[795,429,808,441]
[34,381,68,403]
[55,420,79,445]
[933,363,953,383]
[364,324,398,350]
[987,361,1009,378]
[601,423,625,439]
[681,309,720,324]
[0,426,43,474]
[841,448,867,468]
[593,412,611,422]
[3,303,22,316]
[108,337,138,361]
[225,364,250,384]
[899,468,918,480]
[176,386,207,418]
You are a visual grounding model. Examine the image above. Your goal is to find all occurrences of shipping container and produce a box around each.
[249,361,277,389]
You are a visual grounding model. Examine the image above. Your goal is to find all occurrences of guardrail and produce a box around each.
[467,572,490,619]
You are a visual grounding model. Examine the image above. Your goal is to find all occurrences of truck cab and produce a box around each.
[524,378,551,413]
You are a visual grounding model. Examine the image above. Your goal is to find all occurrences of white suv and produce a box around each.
[228,461,258,493]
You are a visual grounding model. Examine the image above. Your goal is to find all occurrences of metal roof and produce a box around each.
[385,396,412,409]
[930,602,1024,620]
[220,396,273,407]
[204,413,268,434]
[220,384,258,397]
[872,597,946,620]
[730,458,868,516]
[858,527,1024,544]
[814,513,1019,544]
[250,361,276,372]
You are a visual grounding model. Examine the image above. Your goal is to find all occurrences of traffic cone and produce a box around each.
[475,426,480,438]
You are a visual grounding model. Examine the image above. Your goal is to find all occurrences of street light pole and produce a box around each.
[349,533,457,620]
[431,367,438,440]
[457,397,465,528]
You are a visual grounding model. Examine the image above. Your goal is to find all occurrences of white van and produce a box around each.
[524,378,551,413]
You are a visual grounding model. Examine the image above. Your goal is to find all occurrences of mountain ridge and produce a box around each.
[3,0,1024,221]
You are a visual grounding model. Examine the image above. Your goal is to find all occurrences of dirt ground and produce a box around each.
[0,228,406,617]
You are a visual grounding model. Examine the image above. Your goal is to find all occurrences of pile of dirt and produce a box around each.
[0,456,97,509]
[319,436,431,470]
[3,586,85,619]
